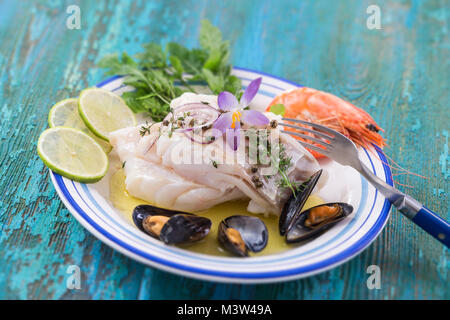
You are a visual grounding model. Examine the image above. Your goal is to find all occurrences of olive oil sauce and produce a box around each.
[110,169,324,257]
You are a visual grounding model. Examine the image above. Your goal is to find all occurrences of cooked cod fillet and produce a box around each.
[109,93,323,215]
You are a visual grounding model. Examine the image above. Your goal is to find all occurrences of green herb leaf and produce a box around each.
[98,19,240,121]
[199,20,223,52]
[202,68,225,94]
[136,43,166,69]
[167,42,206,75]
[224,75,242,96]
[169,55,184,78]
[269,104,286,116]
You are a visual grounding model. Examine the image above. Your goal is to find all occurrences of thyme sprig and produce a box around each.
[255,132,301,196]
[139,121,154,136]
[271,143,301,196]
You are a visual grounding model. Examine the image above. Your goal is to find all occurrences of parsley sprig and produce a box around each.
[98,20,241,122]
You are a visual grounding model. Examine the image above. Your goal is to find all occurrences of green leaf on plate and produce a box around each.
[269,104,286,116]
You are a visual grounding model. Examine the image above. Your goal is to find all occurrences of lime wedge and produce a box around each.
[37,127,109,183]
[78,88,136,141]
[48,98,112,153]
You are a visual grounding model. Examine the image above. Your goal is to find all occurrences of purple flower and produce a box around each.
[213,77,269,150]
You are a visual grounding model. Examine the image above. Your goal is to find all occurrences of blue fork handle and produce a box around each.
[359,163,450,247]
[411,206,450,247]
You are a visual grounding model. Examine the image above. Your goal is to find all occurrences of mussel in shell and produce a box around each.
[279,169,352,243]
[286,202,353,243]
[279,169,323,236]
[218,215,268,257]
[132,205,211,245]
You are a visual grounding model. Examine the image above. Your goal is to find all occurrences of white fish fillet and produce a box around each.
[110,126,246,212]
[109,93,323,215]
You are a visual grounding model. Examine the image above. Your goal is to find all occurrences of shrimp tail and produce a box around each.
[267,87,386,158]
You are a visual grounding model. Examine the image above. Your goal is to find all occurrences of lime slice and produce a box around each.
[78,88,136,141]
[48,98,112,153]
[37,127,109,183]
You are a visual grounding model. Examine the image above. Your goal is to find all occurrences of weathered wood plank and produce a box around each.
[0,0,447,299]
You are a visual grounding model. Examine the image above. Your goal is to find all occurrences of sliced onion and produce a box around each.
[172,103,220,132]
[173,102,219,114]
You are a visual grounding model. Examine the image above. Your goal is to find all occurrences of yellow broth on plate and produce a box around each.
[110,169,324,257]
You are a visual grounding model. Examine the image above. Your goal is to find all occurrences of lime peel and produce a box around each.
[37,127,109,183]
[48,98,112,153]
[78,88,136,142]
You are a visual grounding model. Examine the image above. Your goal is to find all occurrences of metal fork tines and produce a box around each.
[279,117,343,157]
[279,117,450,248]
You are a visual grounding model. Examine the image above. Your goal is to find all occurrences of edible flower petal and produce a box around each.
[241,110,269,127]
[213,112,233,136]
[218,91,239,111]
[226,122,241,151]
[214,77,268,150]
[240,77,262,107]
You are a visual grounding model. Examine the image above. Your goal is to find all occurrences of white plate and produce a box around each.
[50,68,392,283]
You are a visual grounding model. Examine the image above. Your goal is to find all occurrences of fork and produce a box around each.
[281,117,450,248]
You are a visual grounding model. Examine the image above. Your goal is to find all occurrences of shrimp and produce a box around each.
[267,87,386,158]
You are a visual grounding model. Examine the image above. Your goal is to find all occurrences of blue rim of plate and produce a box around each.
[50,67,393,283]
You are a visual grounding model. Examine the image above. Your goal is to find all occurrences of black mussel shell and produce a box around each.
[218,223,248,257]
[132,205,211,244]
[279,169,323,236]
[286,203,353,243]
[160,214,211,244]
[218,215,268,257]
[132,204,190,233]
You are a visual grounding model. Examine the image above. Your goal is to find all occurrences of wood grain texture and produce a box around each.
[0,0,448,299]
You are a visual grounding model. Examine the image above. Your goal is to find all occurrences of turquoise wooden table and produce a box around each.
[0,0,448,299]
